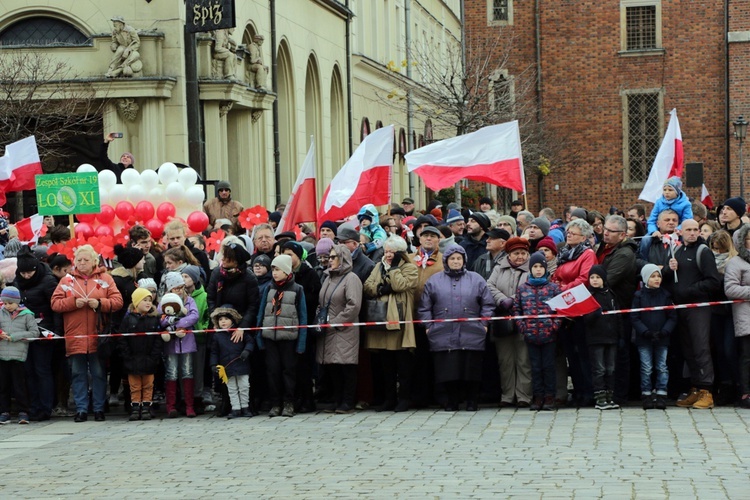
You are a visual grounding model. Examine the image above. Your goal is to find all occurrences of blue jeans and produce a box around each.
[638,344,668,395]
[164,352,194,381]
[69,354,106,413]
[526,342,556,397]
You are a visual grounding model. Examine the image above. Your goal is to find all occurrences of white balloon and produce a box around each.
[109,184,128,204]
[140,169,159,187]
[127,184,147,203]
[165,182,185,204]
[77,163,97,173]
[149,186,164,199]
[98,170,117,190]
[184,185,205,206]
[99,187,110,205]
[177,167,198,188]
[121,168,142,187]
[158,163,179,185]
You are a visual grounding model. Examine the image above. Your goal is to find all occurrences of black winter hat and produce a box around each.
[16,246,39,273]
[114,244,144,270]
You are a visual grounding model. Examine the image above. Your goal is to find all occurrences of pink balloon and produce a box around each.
[186,211,209,233]
[97,204,116,225]
[95,225,114,237]
[156,202,176,223]
[115,201,135,222]
[76,222,94,239]
[135,201,155,221]
[144,218,164,239]
[76,213,96,223]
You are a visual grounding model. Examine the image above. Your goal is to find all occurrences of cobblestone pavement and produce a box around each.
[2,406,748,498]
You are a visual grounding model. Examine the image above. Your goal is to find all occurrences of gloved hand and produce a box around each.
[240,350,250,361]
[390,253,402,269]
[655,330,669,341]
[500,297,514,311]
[165,315,178,326]
[175,329,187,338]
[378,283,393,296]
[642,330,653,340]
[160,333,171,342]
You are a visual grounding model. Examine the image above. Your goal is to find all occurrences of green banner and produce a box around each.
[35,173,101,216]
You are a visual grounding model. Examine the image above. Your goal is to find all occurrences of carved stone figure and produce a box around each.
[246,34,268,90]
[211,28,237,79]
[106,16,143,78]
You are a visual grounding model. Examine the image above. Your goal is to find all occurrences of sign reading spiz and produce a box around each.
[186,0,236,33]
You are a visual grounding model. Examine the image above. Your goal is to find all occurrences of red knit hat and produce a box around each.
[536,236,558,256]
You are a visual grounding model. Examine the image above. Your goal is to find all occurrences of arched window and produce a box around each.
[424,119,433,144]
[398,128,407,159]
[361,117,371,141]
[375,120,383,130]
[0,17,89,47]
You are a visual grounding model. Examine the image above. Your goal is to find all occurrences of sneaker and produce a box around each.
[642,394,655,410]
[692,389,714,409]
[268,406,281,418]
[153,391,165,404]
[676,388,700,407]
[594,392,608,410]
[281,403,295,417]
[74,412,87,423]
[227,410,242,419]
[0,413,11,424]
[654,394,667,410]
[51,406,75,418]
[18,413,29,425]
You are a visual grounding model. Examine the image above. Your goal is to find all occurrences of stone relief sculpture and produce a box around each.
[246,34,268,90]
[106,16,143,78]
[211,28,238,79]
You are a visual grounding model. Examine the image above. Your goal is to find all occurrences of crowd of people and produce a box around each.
[0,175,749,425]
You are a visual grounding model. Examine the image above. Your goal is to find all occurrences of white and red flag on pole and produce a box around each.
[15,214,47,244]
[0,136,43,207]
[404,121,526,193]
[545,284,601,317]
[318,125,393,223]
[700,184,714,209]
[276,138,317,235]
[638,109,684,203]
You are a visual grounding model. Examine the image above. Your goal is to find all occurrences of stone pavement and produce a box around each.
[2,406,748,498]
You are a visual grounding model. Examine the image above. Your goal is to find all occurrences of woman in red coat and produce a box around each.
[51,245,123,422]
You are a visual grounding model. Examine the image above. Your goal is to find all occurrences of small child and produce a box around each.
[514,252,562,411]
[584,265,621,410]
[182,265,209,409]
[630,264,677,410]
[119,288,162,421]
[646,176,694,236]
[0,286,39,424]
[357,204,387,255]
[256,255,307,418]
[252,254,273,298]
[210,305,254,419]
[137,278,158,301]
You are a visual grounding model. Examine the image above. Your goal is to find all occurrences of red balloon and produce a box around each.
[115,201,135,222]
[135,201,155,221]
[76,222,94,238]
[156,202,176,223]
[97,204,116,225]
[95,225,114,237]
[76,213,96,223]
[144,218,164,240]
[186,211,209,233]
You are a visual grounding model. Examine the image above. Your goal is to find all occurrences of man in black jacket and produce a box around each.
[99,132,134,183]
[459,212,490,269]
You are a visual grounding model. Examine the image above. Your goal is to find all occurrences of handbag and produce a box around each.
[314,278,343,337]
[96,309,116,360]
[490,305,516,338]
[364,298,405,324]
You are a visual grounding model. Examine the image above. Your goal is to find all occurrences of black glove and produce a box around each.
[642,330,653,340]
[390,253,402,269]
[240,350,250,361]
[212,365,219,374]
[656,330,669,341]
[378,283,393,296]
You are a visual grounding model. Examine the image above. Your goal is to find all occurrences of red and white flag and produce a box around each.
[405,121,526,193]
[276,139,317,235]
[545,284,601,317]
[700,184,714,209]
[318,125,393,223]
[0,136,43,207]
[639,109,684,203]
[15,214,47,243]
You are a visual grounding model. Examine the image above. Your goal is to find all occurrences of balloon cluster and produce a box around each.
[75,163,208,239]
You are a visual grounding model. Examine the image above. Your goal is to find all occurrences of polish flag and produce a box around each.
[546,284,601,317]
[0,136,43,206]
[15,214,47,243]
[639,109,684,203]
[700,184,714,209]
[405,121,525,193]
[318,125,393,223]
[276,140,317,235]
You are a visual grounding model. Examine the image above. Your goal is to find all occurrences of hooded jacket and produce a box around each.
[0,306,39,361]
[630,286,677,347]
[724,224,750,338]
[118,306,163,374]
[646,190,693,235]
[210,307,253,377]
[357,204,387,255]
[13,260,60,333]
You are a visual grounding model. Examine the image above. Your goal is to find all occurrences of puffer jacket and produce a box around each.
[357,204,387,255]
[646,190,693,235]
[118,307,162,374]
[210,331,252,378]
[417,245,495,352]
[724,224,750,338]
[158,294,199,354]
[513,278,562,345]
[316,245,363,365]
[51,266,124,356]
[553,247,596,291]
[0,306,39,361]
[630,286,677,347]
[256,276,307,351]
[13,261,60,334]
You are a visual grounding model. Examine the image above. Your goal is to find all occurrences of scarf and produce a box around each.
[272,274,294,316]
[217,265,242,293]
[445,265,466,277]
[528,274,549,286]
[713,251,729,274]
[557,240,592,266]
[414,248,435,268]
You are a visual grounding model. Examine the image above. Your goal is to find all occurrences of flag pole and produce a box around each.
[69,214,76,239]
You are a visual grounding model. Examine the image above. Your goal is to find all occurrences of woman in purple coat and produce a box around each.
[418,245,495,411]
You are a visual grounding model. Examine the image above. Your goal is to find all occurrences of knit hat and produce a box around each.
[282,241,305,261]
[446,209,463,225]
[252,253,271,269]
[216,180,231,191]
[215,218,232,229]
[530,217,551,236]
[511,199,523,207]
[0,286,21,304]
[722,197,746,218]
[271,254,293,276]
[504,237,530,254]
[16,247,38,273]
[315,237,334,257]
[131,288,153,310]
[269,211,281,226]
[32,245,49,261]
[486,228,511,241]
[2,238,22,258]
[528,251,547,272]
[114,244,143,270]
[181,265,202,287]
[430,208,443,222]
[163,271,185,292]
[664,176,682,195]
[447,202,461,211]
[536,236,558,256]
[589,264,608,283]
[469,212,491,232]
[498,215,517,234]
[571,208,589,220]
[640,263,662,286]
[320,220,338,235]
[210,305,242,328]
[159,293,185,316]
[390,207,406,216]
[137,278,157,291]
[479,196,493,207]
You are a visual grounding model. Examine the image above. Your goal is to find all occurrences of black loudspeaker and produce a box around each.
[685,163,703,188]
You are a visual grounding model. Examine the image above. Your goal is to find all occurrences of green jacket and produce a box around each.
[0,306,39,362]
[191,286,209,344]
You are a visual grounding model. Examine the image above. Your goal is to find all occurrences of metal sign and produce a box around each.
[35,173,101,216]
[186,0,236,33]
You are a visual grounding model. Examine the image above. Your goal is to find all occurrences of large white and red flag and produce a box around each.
[15,214,47,244]
[0,136,43,206]
[545,284,601,317]
[700,184,714,209]
[276,139,317,235]
[318,125,393,223]
[639,109,684,203]
[404,121,526,193]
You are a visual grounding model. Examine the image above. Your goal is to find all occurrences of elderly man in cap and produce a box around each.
[402,197,416,217]
[460,212,491,268]
[471,228,510,280]
[446,209,466,244]
[204,181,244,230]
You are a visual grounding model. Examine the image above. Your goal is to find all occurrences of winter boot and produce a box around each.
[654,394,667,410]
[182,378,196,418]
[529,396,543,411]
[606,390,619,410]
[692,389,714,409]
[141,402,153,420]
[594,391,608,410]
[676,388,700,407]
[541,395,555,411]
[129,402,141,421]
[165,380,179,418]
[642,393,655,410]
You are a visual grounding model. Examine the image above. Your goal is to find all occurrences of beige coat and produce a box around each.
[363,258,418,350]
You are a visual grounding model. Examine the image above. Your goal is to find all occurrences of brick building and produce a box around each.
[466,1,746,214]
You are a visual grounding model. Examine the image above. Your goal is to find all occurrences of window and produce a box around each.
[622,90,663,186]
[488,0,513,26]
[620,1,662,53]
[0,17,89,47]
[489,69,515,120]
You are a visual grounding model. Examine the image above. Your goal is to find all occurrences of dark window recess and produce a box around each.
[627,93,660,183]
[0,17,89,46]
[492,0,509,22]
[626,6,657,50]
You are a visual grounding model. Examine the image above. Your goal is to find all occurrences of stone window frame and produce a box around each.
[621,88,664,189]
[619,0,665,56]
[488,68,515,115]
[487,0,513,27]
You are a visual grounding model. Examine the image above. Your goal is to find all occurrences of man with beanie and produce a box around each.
[446,209,465,244]
[460,212,491,268]
[319,220,338,240]
[510,199,523,219]
[524,217,550,253]
[336,226,374,283]
[719,197,746,237]
[204,181,244,230]
[479,197,493,212]
[472,228,510,280]
[99,132,135,184]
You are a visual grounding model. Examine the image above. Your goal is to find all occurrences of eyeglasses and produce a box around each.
[566,231,583,237]
[328,254,338,260]
[603,227,623,233]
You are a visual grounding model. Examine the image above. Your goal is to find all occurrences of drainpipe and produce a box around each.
[271,0,281,205]
[725,0,731,197]
[406,0,414,199]
[346,0,353,156]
